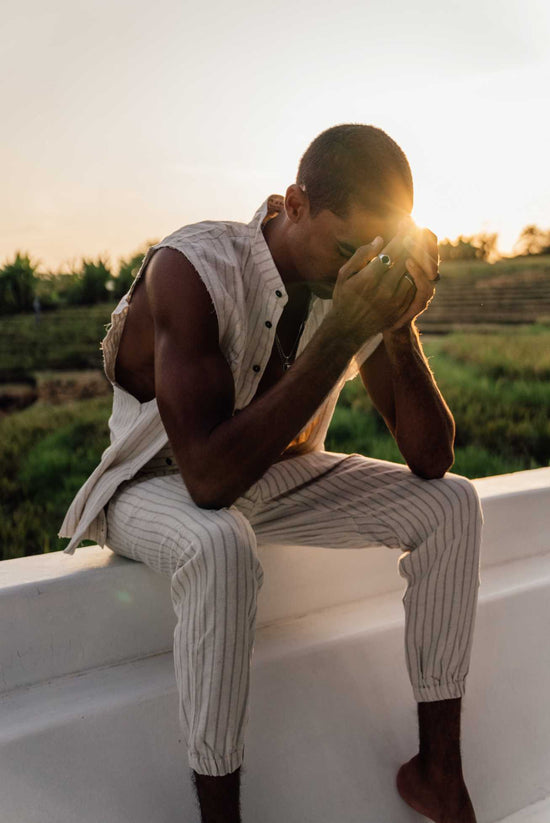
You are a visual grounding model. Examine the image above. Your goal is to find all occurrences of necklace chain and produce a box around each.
[274,304,309,371]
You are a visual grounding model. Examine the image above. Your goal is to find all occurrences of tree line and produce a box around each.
[1,223,549,315]
[0,245,154,315]
[438,225,550,263]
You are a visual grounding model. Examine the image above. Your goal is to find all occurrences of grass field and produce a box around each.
[417,254,550,331]
[0,254,548,378]
[0,396,111,559]
[0,302,112,379]
[438,253,550,278]
[1,266,549,558]
[327,325,550,480]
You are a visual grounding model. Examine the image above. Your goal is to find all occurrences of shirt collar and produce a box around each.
[248,197,288,301]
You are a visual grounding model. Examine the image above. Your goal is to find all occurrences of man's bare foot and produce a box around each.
[396,753,477,823]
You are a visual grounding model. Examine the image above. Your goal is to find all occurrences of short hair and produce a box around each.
[297,124,414,219]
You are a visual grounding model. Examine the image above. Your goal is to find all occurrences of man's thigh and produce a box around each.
[248,450,478,551]
[105,472,259,577]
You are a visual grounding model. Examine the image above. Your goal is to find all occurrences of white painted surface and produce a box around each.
[496,797,550,822]
[2,468,549,693]
[0,467,549,822]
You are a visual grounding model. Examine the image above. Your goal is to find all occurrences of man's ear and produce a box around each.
[284,183,309,224]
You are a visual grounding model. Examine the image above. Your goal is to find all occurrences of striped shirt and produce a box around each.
[58,198,382,555]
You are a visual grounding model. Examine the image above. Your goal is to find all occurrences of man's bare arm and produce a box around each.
[360,324,455,479]
[358,226,454,478]
[147,224,416,509]
[358,339,397,435]
[146,248,358,509]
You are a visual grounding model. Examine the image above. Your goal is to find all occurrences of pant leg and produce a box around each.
[248,451,483,702]
[105,473,264,776]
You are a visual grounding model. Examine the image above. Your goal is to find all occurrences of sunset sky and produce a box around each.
[2,0,549,272]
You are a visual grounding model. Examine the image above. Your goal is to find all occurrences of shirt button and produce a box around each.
[265,320,272,328]
[252,364,261,373]
[165,457,173,465]
[275,289,283,297]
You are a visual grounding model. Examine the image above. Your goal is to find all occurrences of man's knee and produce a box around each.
[439,473,483,529]
[405,471,483,550]
[425,473,483,576]
[171,508,263,588]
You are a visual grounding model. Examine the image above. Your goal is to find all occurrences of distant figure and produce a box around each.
[32,295,41,325]
[59,124,482,823]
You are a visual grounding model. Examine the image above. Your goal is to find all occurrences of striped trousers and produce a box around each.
[105,450,483,777]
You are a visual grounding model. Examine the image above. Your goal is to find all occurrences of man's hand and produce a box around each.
[329,219,439,347]
[385,225,440,334]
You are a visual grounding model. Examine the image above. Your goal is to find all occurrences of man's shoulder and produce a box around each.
[150,218,251,272]
[159,214,252,246]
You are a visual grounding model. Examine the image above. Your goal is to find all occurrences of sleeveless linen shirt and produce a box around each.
[58,198,382,555]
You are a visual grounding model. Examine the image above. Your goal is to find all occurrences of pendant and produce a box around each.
[283,361,291,371]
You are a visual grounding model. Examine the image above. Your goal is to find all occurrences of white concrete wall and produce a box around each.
[1,467,549,822]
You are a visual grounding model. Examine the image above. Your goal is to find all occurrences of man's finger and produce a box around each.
[338,236,384,280]
[391,269,417,316]
[403,230,439,280]
[404,258,436,313]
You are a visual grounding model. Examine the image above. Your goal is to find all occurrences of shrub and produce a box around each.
[0,252,38,314]
[0,397,111,559]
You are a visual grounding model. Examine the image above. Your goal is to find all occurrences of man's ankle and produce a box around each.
[417,698,464,775]
[192,767,242,823]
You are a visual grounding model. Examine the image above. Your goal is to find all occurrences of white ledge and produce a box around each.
[1,467,549,694]
[0,467,549,823]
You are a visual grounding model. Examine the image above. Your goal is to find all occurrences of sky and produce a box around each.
[2,0,550,272]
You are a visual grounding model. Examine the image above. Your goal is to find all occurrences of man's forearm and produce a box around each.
[383,322,455,478]
[191,315,357,508]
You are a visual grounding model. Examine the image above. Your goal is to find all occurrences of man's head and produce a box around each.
[296,123,413,221]
[271,124,415,298]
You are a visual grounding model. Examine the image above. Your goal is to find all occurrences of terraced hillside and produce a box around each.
[418,255,550,332]
[0,257,548,380]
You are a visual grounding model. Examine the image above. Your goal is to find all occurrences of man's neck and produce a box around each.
[262,212,311,307]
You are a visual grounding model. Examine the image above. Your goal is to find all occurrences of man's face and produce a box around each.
[291,200,410,300]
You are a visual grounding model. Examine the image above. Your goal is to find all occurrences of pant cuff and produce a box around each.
[188,747,244,776]
[413,679,466,702]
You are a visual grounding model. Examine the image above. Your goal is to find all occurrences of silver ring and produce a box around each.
[402,272,416,288]
[377,253,392,269]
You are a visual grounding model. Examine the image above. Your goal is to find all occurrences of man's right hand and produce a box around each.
[329,219,419,347]
[146,247,371,509]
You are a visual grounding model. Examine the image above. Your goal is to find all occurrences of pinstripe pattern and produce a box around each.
[105,450,482,776]
[58,199,381,555]
[60,196,482,778]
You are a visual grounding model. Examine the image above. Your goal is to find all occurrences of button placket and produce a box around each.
[248,285,286,380]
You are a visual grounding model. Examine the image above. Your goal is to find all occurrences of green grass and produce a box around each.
[1,306,549,558]
[439,253,550,281]
[435,326,550,380]
[0,397,111,559]
[326,327,550,478]
[0,302,114,379]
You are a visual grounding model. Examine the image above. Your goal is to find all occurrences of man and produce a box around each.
[59,124,482,823]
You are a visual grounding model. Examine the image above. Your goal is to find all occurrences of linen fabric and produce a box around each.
[105,450,483,775]
[57,195,483,779]
[58,199,381,555]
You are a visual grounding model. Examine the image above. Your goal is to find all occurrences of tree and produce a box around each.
[111,242,157,300]
[438,233,499,263]
[438,236,478,262]
[472,232,499,263]
[0,252,38,314]
[514,225,550,256]
[67,256,112,305]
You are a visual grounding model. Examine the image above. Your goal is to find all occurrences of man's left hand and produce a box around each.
[385,226,440,335]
